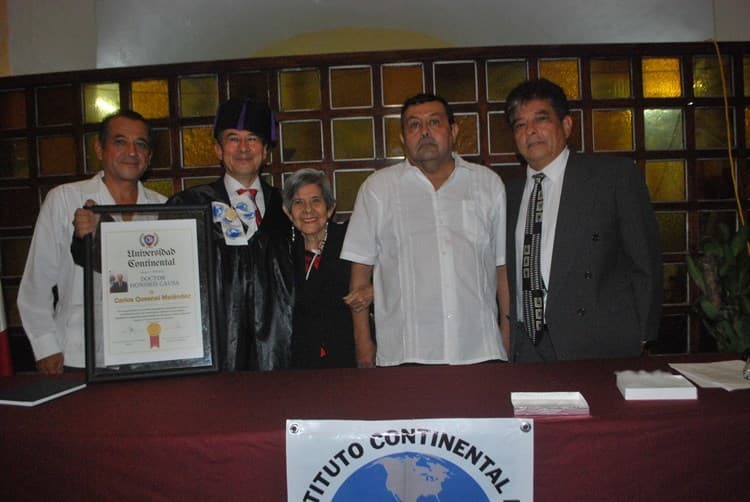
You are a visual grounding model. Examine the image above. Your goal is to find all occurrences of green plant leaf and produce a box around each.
[685,256,706,292]
[730,225,750,256]
[699,299,721,320]
[703,241,723,258]
[741,295,750,315]
[718,222,731,243]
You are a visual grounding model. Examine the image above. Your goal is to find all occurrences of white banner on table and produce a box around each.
[100,219,203,365]
[286,418,533,501]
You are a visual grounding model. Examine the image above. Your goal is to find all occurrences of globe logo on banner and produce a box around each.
[333,452,487,501]
[140,233,159,248]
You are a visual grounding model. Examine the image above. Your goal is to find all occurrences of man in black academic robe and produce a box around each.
[167,99,293,371]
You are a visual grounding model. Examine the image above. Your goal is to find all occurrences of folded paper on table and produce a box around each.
[615,370,697,400]
[511,392,590,416]
[669,360,750,391]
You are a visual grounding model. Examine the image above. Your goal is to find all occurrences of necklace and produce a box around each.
[305,223,328,280]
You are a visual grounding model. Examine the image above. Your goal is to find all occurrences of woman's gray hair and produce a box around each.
[282,168,336,213]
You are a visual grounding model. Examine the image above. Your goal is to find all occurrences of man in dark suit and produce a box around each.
[167,98,293,370]
[110,273,128,293]
[504,79,662,362]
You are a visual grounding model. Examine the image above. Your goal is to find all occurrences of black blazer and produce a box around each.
[506,152,662,361]
[167,175,293,371]
[290,219,356,369]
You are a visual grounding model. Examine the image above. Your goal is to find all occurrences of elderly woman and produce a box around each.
[282,168,372,369]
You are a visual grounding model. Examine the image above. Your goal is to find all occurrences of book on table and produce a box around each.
[616,370,697,400]
[0,379,86,407]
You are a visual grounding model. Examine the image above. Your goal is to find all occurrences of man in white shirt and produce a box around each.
[18,110,167,373]
[504,79,661,361]
[341,93,510,367]
[167,98,292,370]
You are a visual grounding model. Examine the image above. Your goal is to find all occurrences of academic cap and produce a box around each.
[212,98,276,145]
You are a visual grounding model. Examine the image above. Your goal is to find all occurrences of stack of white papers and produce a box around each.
[669,360,750,392]
[615,370,697,400]
[511,392,590,416]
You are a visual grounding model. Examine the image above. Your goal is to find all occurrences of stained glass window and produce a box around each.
[382,63,423,107]
[486,60,528,102]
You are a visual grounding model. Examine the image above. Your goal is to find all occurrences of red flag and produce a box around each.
[0,281,14,376]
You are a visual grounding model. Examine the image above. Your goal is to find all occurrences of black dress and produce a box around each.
[290,219,356,369]
[166,176,294,371]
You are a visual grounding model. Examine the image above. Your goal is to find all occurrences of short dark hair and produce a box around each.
[504,79,570,125]
[400,93,455,130]
[282,168,336,213]
[98,109,153,146]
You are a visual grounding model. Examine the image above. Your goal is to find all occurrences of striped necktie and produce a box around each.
[522,173,545,344]
[237,188,262,227]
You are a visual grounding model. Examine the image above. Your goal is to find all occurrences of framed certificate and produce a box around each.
[84,204,218,381]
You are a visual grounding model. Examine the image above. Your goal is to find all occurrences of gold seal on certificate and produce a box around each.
[147,322,162,348]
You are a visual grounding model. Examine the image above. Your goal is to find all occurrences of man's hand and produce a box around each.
[36,353,64,374]
[73,199,99,238]
[343,284,373,313]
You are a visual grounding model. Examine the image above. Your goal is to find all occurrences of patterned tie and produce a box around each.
[522,173,545,344]
[237,188,263,227]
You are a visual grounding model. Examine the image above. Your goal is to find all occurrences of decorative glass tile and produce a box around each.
[281,120,323,162]
[569,109,584,153]
[0,139,29,178]
[330,66,372,108]
[493,163,525,184]
[333,169,374,213]
[643,109,684,150]
[695,158,734,200]
[179,75,218,117]
[488,112,515,154]
[653,315,688,354]
[453,113,478,155]
[0,187,37,228]
[382,63,424,107]
[150,129,172,170]
[590,59,631,99]
[538,59,580,100]
[694,107,734,149]
[182,176,220,190]
[699,210,736,240]
[279,69,321,111]
[592,109,633,151]
[143,179,174,198]
[0,90,27,130]
[36,85,75,126]
[332,118,374,160]
[655,211,686,253]
[1,237,31,277]
[83,82,120,124]
[693,55,732,97]
[38,135,77,176]
[181,126,217,168]
[131,79,169,119]
[434,61,477,103]
[84,132,100,173]
[383,116,404,158]
[281,171,295,187]
[663,262,687,304]
[486,60,528,102]
[645,160,685,201]
[642,57,682,98]
[228,72,269,101]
